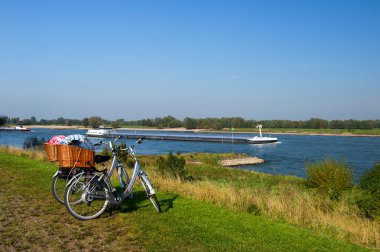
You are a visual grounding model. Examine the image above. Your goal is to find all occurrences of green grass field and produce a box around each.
[0,151,373,251]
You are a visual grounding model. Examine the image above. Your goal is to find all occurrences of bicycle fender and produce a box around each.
[52,170,59,178]
[141,173,156,195]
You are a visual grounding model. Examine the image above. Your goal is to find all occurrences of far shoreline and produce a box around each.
[26,125,380,137]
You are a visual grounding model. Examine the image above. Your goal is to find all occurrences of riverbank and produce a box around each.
[25,125,380,137]
[223,127,380,137]
[0,147,378,249]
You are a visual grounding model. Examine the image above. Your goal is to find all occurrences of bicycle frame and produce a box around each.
[104,154,140,198]
[99,138,155,200]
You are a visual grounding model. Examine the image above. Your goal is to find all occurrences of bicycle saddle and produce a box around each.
[94,155,111,163]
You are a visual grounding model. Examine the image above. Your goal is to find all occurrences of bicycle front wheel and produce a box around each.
[140,173,161,212]
[64,173,110,220]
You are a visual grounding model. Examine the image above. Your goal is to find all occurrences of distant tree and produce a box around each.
[40,119,48,125]
[164,115,182,128]
[305,118,328,129]
[230,117,245,128]
[56,117,65,125]
[21,119,32,125]
[329,120,346,129]
[64,119,72,126]
[102,119,111,126]
[0,115,8,126]
[358,120,374,129]
[88,116,102,128]
[111,120,120,128]
[82,118,89,128]
[184,117,197,129]
[11,117,20,124]
[145,119,154,127]
[30,116,37,125]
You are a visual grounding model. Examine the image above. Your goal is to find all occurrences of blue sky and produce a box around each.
[0,0,379,120]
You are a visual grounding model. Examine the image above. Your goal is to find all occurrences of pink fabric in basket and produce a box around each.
[47,135,66,144]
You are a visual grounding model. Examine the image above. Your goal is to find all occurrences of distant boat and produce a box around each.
[0,125,30,131]
[86,126,115,136]
[15,125,30,131]
[247,125,277,144]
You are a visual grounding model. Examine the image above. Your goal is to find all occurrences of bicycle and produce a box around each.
[51,167,97,204]
[63,136,161,220]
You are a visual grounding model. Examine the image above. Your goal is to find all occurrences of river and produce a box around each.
[1,128,379,182]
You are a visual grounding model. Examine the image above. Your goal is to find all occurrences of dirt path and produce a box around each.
[0,159,142,252]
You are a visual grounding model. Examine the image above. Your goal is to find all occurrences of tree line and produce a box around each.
[125,116,380,130]
[1,115,380,130]
[0,115,121,129]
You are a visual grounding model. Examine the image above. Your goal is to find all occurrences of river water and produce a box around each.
[1,128,379,182]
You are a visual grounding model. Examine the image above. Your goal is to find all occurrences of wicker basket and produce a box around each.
[57,145,95,168]
[44,143,59,162]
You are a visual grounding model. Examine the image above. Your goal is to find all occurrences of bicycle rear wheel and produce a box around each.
[51,175,67,204]
[64,173,110,220]
[140,173,161,212]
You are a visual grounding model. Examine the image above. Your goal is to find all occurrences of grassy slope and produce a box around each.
[0,152,370,251]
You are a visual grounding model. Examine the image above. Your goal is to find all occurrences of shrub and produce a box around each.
[306,159,353,199]
[116,142,129,164]
[23,136,45,149]
[156,152,186,179]
[357,163,380,219]
[360,163,380,195]
[101,146,111,156]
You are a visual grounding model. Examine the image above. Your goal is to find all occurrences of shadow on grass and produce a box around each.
[108,190,178,215]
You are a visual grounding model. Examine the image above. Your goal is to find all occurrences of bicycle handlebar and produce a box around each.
[93,140,103,147]
[93,136,146,153]
[136,136,146,144]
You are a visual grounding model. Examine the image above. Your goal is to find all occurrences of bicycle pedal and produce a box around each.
[109,192,123,205]
[114,192,124,201]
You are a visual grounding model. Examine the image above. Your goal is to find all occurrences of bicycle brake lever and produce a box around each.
[94,140,103,147]
[137,136,146,144]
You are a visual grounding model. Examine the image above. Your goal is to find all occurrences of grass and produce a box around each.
[142,153,379,248]
[0,148,377,251]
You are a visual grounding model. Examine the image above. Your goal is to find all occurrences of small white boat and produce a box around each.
[0,125,30,131]
[15,125,30,131]
[247,125,277,144]
[86,126,115,136]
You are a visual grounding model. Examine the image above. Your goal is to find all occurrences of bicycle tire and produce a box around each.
[140,174,161,212]
[51,175,67,204]
[64,173,110,220]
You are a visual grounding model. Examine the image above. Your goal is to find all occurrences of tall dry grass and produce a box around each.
[0,146,47,161]
[150,172,379,248]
